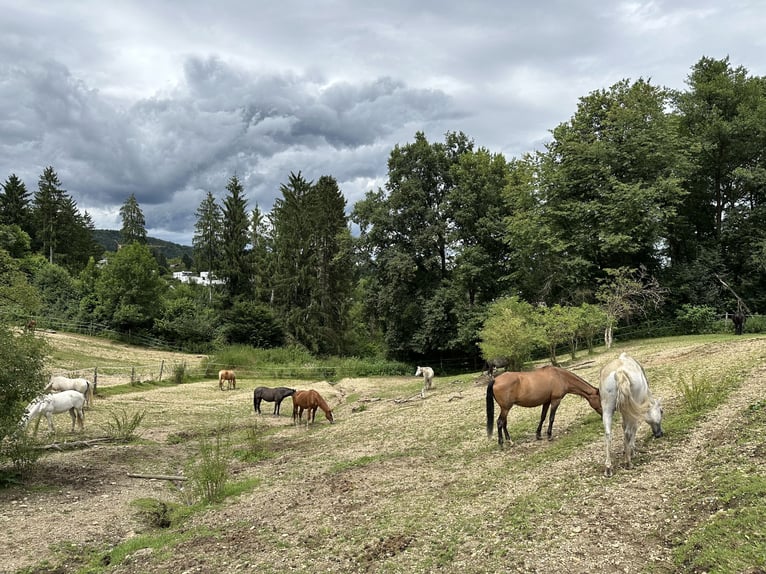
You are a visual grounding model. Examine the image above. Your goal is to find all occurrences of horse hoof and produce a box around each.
[604,468,613,478]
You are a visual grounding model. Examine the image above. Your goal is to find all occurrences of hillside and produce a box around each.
[3,334,765,573]
[93,229,193,260]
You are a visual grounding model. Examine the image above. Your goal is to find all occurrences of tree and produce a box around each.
[0,323,48,463]
[32,166,67,264]
[509,79,687,304]
[0,174,32,235]
[596,267,665,348]
[671,57,766,311]
[193,191,221,272]
[352,131,474,357]
[478,297,543,371]
[94,242,166,331]
[119,193,147,245]
[270,173,354,354]
[219,176,252,304]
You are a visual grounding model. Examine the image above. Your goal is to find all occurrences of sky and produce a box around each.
[1,1,764,246]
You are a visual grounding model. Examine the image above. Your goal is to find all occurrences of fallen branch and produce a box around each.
[127,472,187,482]
[37,437,112,451]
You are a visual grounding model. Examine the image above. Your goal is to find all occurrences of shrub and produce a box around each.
[100,408,146,441]
[675,304,718,334]
[187,422,231,504]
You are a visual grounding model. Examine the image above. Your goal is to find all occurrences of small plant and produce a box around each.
[187,421,231,504]
[132,498,176,528]
[101,407,146,441]
[0,432,42,479]
[172,362,187,384]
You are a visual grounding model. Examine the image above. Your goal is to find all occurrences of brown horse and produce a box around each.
[486,365,602,447]
[218,369,236,391]
[292,389,334,426]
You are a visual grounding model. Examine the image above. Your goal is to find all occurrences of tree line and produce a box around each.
[1,56,764,364]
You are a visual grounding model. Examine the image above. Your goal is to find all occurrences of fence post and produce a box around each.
[159,360,164,382]
[131,366,136,385]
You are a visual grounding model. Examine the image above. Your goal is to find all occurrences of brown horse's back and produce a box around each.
[492,368,564,407]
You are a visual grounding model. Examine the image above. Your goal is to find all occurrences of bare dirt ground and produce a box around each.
[2,335,765,573]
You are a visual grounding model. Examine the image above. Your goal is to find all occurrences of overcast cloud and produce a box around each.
[1,1,764,245]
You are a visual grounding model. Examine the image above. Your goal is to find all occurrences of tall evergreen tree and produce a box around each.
[119,193,147,245]
[219,175,252,304]
[270,172,316,346]
[32,166,67,263]
[193,191,222,274]
[0,174,32,235]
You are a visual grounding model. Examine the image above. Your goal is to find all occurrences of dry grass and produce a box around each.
[2,334,765,573]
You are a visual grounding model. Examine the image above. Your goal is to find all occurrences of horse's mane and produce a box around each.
[560,368,598,392]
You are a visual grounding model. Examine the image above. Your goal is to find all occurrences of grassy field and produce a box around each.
[3,333,766,573]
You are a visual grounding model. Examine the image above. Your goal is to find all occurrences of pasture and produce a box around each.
[2,333,766,573]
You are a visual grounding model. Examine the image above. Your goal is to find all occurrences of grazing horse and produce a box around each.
[22,390,86,434]
[599,353,663,477]
[292,390,334,426]
[415,366,434,398]
[483,356,510,376]
[253,386,296,415]
[486,365,602,447]
[218,369,236,391]
[24,318,36,333]
[45,375,94,406]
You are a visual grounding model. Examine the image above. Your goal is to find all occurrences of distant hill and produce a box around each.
[93,229,194,260]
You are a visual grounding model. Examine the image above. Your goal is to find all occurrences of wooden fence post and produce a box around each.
[159,359,164,382]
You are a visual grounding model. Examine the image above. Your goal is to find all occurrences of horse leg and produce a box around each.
[274,399,281,416]
[45,412,55,434]
[255,398,261,415]
[546,400,562,441]
[497,407,512,447]
[536,403,550,440]
[622,419,639,469]
[602,410,614,477]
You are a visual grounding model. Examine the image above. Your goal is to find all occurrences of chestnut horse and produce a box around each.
[486,365,602,447]
[218,369,236,391]
[292,390,334,426]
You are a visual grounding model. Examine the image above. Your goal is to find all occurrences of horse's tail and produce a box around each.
[86,380,94,406]
[615,369,648,423]
[486,377,496,437]
[253,389,257,412]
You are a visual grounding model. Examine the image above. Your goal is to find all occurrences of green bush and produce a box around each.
[100,408,146,441]
[675,304,718,334]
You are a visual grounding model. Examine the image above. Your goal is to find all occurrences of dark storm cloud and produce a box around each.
[1,0,765,244]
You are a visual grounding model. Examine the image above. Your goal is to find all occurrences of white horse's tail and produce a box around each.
[43,381,53,392]
[615,370,650,423]
[85,380,94,406]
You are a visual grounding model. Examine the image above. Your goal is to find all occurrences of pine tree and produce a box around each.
[32,166,67,264]
[119,193,147,245]
[219,175,252,303]
[193,191,222,301]
[0,174,32,234]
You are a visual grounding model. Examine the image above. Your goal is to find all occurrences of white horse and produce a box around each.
[45,375,94,406]
[415,366,434,398]
[599,353,663,477]
[22,390,86,434]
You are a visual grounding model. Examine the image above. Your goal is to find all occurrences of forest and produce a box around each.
[1,56,764,365]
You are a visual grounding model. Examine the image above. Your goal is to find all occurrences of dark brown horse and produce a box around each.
[486,365,602,447]
[253,386,296,415]
[292,390,334,426]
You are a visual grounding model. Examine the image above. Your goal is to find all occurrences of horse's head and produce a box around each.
[646,397,664,438]
[415,367,422,377]
[326,410,335,424]
[586,390,603,415]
